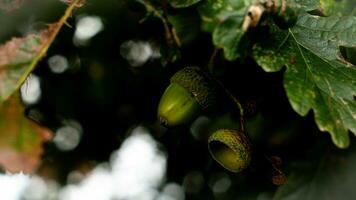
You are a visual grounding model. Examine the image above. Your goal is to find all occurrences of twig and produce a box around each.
[206,48,245,131]
[213,77,246,132]
[142,0,181,47]
[207,48,220,73]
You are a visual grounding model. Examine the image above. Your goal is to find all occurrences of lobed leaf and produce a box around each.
[253,14,356,148]
[293,14,356,61]
[198,0,253,60]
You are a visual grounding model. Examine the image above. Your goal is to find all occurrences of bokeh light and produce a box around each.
[58,126,167,200]
[48,55,69,74]
[0,173,30,200]
[53,120,83,151]
[120,40,160,67]
[73,15,104,46]
[208,172,232,194]
[20,74,41,105]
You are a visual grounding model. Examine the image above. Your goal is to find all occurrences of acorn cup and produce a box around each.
[208,129,251,173]
[158,66,216,127]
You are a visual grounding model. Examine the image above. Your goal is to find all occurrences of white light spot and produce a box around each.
[110,126,167,199]
[20,74,41,105]
[59,126,167,200]
[120,40,160,67]
[74,16,104,46]
[48,55,69,74]
[131,188,159,200]
[53,120,83,151]
[21,176,47,200]
[59,167,113,200]
[0,173,30,200]
[0,126,167,200]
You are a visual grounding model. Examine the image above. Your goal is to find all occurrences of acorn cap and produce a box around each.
[170,66,216,111]
[208,129,251,173]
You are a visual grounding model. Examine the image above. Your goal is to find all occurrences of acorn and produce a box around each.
[158,66,216,127]
[208,129,251,173]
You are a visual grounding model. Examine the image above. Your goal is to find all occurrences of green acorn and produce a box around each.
[208,129,251,173]
[158,66,216,127]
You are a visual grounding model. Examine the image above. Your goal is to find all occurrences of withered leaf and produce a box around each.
[0,0,83,103]
[0,24,59,103]
[0,94,52,173]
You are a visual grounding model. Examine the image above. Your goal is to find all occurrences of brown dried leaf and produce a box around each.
[0,94,52,173]
[0,0,83,103]
[0,23,59,103]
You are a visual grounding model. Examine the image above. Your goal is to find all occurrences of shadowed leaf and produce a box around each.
[274,146,356,200]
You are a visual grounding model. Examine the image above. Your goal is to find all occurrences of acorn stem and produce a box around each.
[213,78,246,132]
[207,48,220,73]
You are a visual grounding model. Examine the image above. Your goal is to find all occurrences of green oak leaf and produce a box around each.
[320,0,356,16]
[168,0,202,8]
[213,15,246,60]
[293,0,320,11]
[198,0,253,32]
[198,0,253,60]
[168,11,201,46]
[253,14,356,148]
[198,0,322,60]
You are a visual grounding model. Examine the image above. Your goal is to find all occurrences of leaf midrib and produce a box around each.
[288,29,354,102]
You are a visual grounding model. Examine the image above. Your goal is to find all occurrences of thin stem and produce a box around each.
[207,48,219,73]
[213,77,246,132]
[207,48,245,131]
[265,155,283,174]
[142,0,181,47]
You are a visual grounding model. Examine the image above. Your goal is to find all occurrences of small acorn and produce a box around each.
[208,129,251,173]
[158,66,216,127]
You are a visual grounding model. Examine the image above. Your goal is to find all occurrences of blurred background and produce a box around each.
[1,0,356,199]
